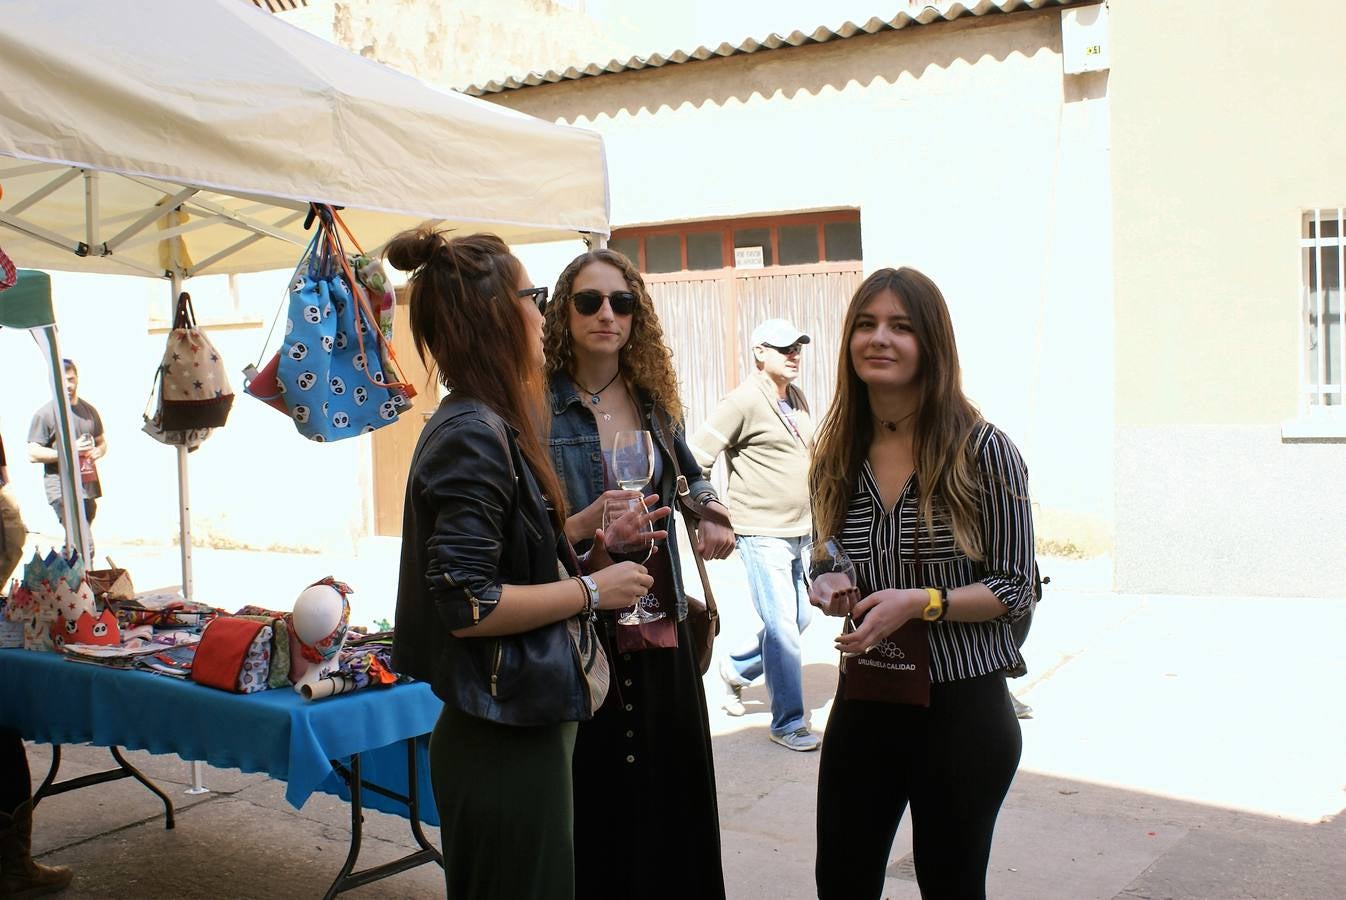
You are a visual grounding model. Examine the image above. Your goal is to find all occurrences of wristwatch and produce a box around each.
[579,575,600,618]
[920,587,944,622]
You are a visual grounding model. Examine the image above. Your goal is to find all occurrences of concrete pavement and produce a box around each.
[10,535,1346,898]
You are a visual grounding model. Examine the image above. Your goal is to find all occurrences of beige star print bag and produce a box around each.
[149,291,235,435]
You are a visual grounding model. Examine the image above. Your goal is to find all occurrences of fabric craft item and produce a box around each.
[2,585,35,648]
[287,576,351,664]
[299,675,357,701]
[0,243,15,291]
[232,611,293,689]
[274,208,413,442]
[191,616,273,693]
[152,292,234,433]
[50,607,121,648]
[16,548,94,651]
[85,560,134,602]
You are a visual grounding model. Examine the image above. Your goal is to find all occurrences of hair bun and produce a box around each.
[384,226,442,273]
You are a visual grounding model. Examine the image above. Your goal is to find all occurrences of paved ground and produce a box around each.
[10,534,1346,898]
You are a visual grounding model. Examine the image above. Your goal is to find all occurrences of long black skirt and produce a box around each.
[573,614,726,900]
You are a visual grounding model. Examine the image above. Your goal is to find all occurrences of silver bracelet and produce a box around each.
[579,575,600,618]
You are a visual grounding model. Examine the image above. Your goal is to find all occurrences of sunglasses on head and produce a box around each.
[571,289,637,316]
[517,286,549,314]
[764,341,804,355]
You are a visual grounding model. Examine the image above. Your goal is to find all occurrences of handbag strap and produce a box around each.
[173,291,196,331]
[654,407,718,617]
[324,206,416,399]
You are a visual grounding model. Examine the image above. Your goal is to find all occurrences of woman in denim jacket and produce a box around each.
[544,248,735,900]
[388,229,653,900]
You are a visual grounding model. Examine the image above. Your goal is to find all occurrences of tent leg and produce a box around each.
[30,325,93,563]
[186,760,208,795]
[166,272,205,794]
[176,443,193,603]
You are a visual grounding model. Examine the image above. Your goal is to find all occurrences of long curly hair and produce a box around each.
[543,248,684,424]
[385,226,566,526]
[810,267,985,559]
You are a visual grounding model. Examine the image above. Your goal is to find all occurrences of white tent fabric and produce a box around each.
[0,0,610,278]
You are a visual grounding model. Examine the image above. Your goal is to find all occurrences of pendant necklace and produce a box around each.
[577,371,621,421]
[876,410,916,433]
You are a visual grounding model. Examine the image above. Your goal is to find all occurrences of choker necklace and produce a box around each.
[576,371,622,420]
[876,411,915,433]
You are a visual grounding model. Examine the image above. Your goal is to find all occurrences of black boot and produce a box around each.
[0,799,73,898]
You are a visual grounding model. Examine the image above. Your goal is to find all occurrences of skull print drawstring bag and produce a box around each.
[246,204,415,442]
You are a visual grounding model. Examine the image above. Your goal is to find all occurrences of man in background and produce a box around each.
[28,358,107,529]
[691,318,818,752]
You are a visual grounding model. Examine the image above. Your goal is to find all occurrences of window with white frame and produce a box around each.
[1302,208,1344,407]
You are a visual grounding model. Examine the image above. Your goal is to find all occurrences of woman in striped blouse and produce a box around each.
[808,267,1036,900]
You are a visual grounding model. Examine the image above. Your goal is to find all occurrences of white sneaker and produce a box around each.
[769,727,821,752]
[719,660,747,717]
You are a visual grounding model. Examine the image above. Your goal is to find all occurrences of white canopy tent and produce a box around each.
[0,0,610,595]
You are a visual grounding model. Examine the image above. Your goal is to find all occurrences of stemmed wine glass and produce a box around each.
[607,430,662,625]
[802,537,861,656]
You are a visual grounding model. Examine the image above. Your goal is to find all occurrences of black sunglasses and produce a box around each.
[571,289,637,316]
[517,286,549,314]
[764,341,804,355]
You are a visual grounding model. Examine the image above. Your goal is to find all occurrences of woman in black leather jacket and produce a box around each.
[387,228,654,900]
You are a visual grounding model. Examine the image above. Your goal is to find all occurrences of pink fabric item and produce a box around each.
[0,245,16,291]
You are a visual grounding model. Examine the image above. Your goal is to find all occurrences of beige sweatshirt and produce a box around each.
[689,373,813,538]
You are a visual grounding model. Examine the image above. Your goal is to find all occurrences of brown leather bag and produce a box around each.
[656,408,732,674]
[676,476,719,674]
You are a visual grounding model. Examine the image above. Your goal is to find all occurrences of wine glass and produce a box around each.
[610,430,655,493]
[802,537,861,657]
[602,498,664,625]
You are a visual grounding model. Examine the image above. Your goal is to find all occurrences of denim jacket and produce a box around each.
[547,371,718,621]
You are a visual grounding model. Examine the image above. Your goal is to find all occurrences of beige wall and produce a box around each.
[1111,2,1346,425]
[1110,1,1346,595]
[281,0,629,92]
[493,11,1116,555]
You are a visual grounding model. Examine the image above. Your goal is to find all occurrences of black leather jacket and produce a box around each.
[392,395,590,726]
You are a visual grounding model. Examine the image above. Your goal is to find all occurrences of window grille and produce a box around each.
[1302,208,1344,407]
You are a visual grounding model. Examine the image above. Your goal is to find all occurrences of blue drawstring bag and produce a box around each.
[274,207,413,442]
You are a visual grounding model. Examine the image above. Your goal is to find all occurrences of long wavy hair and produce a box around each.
[810,267,985,559]
[543,248,684,425]
[385,226,566,526]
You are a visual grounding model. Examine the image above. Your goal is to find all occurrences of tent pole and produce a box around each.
[30,327,93,562]
[167,267,208,796]
[168,273,194,605]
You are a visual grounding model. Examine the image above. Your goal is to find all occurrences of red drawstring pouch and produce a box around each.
[191,617,274,693]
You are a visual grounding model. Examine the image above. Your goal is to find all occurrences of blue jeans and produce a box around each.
[727,534,813,735]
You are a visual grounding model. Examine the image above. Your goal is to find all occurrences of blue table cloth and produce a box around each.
[0,649,442,824]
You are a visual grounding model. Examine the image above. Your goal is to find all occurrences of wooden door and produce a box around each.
[370,287,434,536]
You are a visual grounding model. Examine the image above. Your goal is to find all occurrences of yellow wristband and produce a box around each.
[921,587,943,622]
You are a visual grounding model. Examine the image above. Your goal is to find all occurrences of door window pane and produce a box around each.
[686,232,724,270]
[645,234,681,273]
[779,224,820,265]
[824,221,862,261]
[733,228,773,267]
[608,237,640,267]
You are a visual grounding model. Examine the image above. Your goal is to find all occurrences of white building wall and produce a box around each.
[507,12,1115,555]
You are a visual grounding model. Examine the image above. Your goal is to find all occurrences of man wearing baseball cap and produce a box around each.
[690,317,819,751]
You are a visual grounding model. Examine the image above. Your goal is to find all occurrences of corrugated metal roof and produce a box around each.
[463,0,1090,96]
[249,0,307,11]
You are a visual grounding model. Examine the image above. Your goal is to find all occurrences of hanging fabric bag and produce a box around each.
[156,292,234,431]
[274,205,415,442]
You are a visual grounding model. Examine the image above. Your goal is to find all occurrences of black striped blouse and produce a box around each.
[838,422,1036,683]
